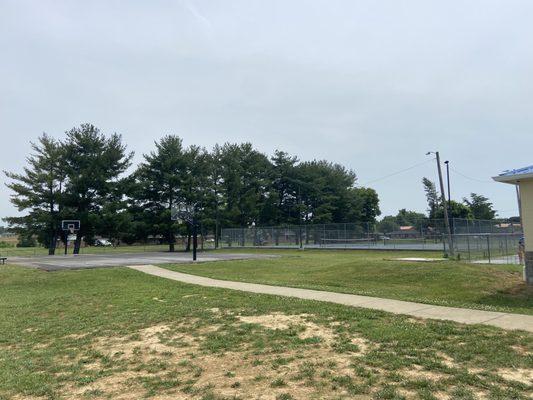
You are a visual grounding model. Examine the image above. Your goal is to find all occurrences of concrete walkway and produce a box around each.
[128,265,533,333]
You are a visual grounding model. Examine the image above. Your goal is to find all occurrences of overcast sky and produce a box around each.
[1,0,532,222]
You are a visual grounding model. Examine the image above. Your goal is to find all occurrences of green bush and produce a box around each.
[17,236,37,248]
[0,241,14,248]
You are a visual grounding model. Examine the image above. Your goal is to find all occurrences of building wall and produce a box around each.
[520,179,533,252]
[519,179,533,284]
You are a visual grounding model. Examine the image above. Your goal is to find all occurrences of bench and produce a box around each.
[0,257,6,265]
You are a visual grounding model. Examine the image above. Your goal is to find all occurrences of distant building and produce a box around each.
[389,226,419,239]
[493,165,533,284]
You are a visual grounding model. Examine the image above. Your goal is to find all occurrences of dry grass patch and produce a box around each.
[53,314,382,399]
[435,351,457,369]
[238,313,340,345]
[53,314,532,399]
[400,364,447,382]
[498,368,533,385]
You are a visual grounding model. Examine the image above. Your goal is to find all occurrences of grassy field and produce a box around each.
[163,249,533,315]
[0,263,532,400]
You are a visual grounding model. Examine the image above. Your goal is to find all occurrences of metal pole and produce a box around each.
[444,161,451,204]
[487,235,491,263]
[432,152,454,258]
[215,219,219,249]
[466,234,471,261]
[444,160,453,236]
[192,221,197,261]
[516,184,523,227]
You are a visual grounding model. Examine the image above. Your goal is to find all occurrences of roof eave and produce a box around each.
[493,172,533,184]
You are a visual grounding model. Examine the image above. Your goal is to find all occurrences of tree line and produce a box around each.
[421,177,497,220]
[3,124,380,254]
[377,178,499,233]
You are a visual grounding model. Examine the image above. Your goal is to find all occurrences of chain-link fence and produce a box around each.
[451,233,523,264]
[220,221,441,250]
[221,225,445,250]
[221,219,524,263]
[450,219,522,234]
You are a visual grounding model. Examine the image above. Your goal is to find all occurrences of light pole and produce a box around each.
[444,160,452,234]
[427,152,454,257]
[444,161,451,203]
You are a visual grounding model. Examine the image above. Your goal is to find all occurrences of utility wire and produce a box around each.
[359,158,434,186]
[449,167,493,183]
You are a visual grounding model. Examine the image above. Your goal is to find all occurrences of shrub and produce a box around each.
[17,236,37,248]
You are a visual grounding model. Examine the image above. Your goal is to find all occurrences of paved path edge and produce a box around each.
[128,265,533,333]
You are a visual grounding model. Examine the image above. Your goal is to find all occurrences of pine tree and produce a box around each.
[134,135,187,252]
[62,124,133,254]
[4,134,65,254]
[422,177,439,219]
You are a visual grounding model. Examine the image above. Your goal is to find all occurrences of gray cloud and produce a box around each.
[1,0,532,220]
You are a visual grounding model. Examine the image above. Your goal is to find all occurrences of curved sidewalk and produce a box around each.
[128,265,533,333]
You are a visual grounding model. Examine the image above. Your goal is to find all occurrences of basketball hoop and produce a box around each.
[61,220,81,233]
[170,202,200,261]
[60,220,81,255]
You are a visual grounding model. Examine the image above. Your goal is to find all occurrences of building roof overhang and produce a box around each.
[492,165,533,184]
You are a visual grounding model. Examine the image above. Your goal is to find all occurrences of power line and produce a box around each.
[359,158,434,186]
[449,167,493,183]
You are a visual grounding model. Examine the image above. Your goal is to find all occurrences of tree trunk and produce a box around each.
[73,232,82,254]
[169,229,175,252]
[186,230,192,252]
[61,231,68,255]
[49,233,57,255]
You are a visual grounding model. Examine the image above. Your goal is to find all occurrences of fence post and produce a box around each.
[466,234,471,261]
[487,235,491,263]
[504,234,509,262]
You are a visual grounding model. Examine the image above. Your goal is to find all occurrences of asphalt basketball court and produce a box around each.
[8,251,274,271]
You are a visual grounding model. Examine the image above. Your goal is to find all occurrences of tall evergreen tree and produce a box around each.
[422,177,439,219]
[270,150,299,224]
[181,145,211,251]
[217,143,271,227]
[62,124,133,253]
[4,134,65,254]
[296,160,372,224]
[207,145,224,247]
[134,135,187,252]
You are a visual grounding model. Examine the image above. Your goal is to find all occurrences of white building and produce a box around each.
[493,165,533,284]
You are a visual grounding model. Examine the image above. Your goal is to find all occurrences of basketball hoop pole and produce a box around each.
[172,203,199,261]
[192,219,198,261]
[61,220,80,256]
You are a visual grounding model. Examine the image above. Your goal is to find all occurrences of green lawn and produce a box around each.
[0,264,531,399]
[162,249,533,315]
